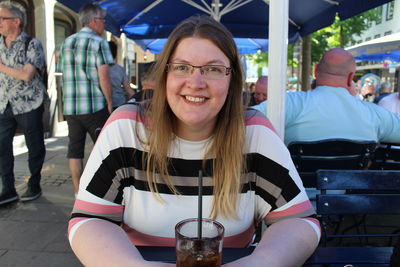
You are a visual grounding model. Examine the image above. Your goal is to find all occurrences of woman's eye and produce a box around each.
[176,64,189,71]
[205,66,223,73]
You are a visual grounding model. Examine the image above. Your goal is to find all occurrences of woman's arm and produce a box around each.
[225,218,319,267]
[70,219,174,267]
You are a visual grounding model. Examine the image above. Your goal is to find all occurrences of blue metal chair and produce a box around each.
[314,169,400,266]
[315,170,400,266]
[288,139,377,188]
[370,143,400,170]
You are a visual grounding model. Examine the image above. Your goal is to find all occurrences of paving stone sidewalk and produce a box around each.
[0,125,93,267]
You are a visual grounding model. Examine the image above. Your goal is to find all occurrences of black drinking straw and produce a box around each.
[197,169,203,239]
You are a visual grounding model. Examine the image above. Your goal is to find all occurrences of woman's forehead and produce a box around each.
[170,37,229,65]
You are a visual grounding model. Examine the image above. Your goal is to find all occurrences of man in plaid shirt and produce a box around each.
[57,3,113,195]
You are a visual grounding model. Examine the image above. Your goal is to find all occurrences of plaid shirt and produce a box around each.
[57,27,113,115]
[0,32,46,115]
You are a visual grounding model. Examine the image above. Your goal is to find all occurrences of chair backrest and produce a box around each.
[288,139,377,187]
[316,169,400,246]
[316,170,400,215]
[370,143,400,170]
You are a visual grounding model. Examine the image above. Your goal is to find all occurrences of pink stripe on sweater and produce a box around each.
[266,200,313,218]
[121,223,256,248]
[245,114,277,134]
[104,110,143,128]
[68,217,87,235]
[73,199,124,214]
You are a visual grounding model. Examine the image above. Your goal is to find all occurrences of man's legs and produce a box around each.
[68,158,83,193]
[86,108,109,142]
[16,105,46,194]
[66,109,108,194]
[0,104,18,204]
[66,115,86,194]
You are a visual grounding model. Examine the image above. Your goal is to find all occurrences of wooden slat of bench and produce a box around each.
[305,247,393,265]
[317,194,400,214]
[316,170,400,190]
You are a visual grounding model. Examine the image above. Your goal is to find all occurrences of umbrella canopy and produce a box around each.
[135,37,270,54]
[56,0,391,52]
[346,32,400,62]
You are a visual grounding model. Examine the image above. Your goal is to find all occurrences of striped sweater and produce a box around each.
[69,103,319,247]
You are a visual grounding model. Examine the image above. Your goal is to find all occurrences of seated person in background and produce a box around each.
[242,82,255,106]
[252,75,268,106]
[68,15,320,267]
[129,68,155,102]
[108,41,136,109]
[361,83,376,102]
[253,48,400,146]
[244,76,267,106]
[374,81,393,104]
[378,90,400,115]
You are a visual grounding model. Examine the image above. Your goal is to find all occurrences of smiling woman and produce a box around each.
[68,15,320,267]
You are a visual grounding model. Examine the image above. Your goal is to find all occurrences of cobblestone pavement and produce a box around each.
[0,128,93,267]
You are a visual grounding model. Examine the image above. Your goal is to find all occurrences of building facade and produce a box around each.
[347,0,400,91]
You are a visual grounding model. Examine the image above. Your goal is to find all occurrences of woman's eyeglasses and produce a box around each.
[166,63,232,80]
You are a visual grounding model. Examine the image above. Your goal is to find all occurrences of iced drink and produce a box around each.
[175,218,224,267]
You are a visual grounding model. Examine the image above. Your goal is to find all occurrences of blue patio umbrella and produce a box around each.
[56,0,392,54]
[134,37,270,54]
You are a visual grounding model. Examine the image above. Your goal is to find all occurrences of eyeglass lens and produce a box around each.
[168,63,230,79]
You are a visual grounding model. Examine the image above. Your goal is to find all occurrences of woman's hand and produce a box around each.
[223,218,319,267]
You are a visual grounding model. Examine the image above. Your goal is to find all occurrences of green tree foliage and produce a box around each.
[246,7,381,67]
[311,8,381,63]
[246,50,268,76]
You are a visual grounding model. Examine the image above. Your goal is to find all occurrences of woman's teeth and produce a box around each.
[185,96,205,102]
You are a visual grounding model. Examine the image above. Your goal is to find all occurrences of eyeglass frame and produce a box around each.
[0,17,17,22]
[166,62,232,79]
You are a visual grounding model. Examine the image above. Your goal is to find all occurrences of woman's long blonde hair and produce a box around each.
[141,15,245,219]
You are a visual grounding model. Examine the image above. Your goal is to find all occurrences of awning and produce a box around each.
[346,32,400,62]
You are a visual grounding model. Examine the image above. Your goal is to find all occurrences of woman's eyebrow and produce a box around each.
[170,58,228,65]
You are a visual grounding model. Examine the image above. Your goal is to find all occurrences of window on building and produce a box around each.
[374,34,381,39]
[384,31,392,36]
[386,2,394,20]
[365,37,371,41]
[376,6,383,24]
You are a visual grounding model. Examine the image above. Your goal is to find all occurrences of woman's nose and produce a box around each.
[187,68,206,88]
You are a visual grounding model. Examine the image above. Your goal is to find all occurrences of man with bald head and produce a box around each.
[253,48,400,145]
[253,76,268,105]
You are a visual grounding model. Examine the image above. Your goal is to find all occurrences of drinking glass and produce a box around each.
[175,218,224,267]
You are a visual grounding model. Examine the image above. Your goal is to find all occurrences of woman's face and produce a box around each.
[166,37,231,141]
